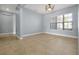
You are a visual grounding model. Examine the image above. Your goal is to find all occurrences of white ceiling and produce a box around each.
[0,4,76,14]
[24,4,75,14]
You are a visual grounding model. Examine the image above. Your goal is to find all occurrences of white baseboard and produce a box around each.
[45,32,78,39]
[15,34,23,40]
[21,32,43,38]
[0,32,77,39]
[13,32,16,35]
[15,32,78,39]
[14,32,43,40]
[0,33,13,35]
[0,32,43,40]
[16,32,43,40]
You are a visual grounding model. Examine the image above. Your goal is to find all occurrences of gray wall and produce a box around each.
[43,5,78,37]
[16,5,78,38]
[78,5,79,54]
[0,11,14,34]
[18,8,43,36]
[16,7,22,36]
[20,8,43,36]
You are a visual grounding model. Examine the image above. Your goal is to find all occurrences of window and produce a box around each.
[63,13,72,30]
[50,16,57,29]
[50,13,72,30]
[57,15,63,30]
[56,13,72,30]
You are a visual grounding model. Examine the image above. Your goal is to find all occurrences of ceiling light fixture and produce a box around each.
[45,4,55,12]
[6,8,10,11]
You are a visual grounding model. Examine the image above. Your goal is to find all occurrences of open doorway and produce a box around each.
[0,4,17,38]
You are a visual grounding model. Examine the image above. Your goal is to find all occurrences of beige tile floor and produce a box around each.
[0,33,77,55]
